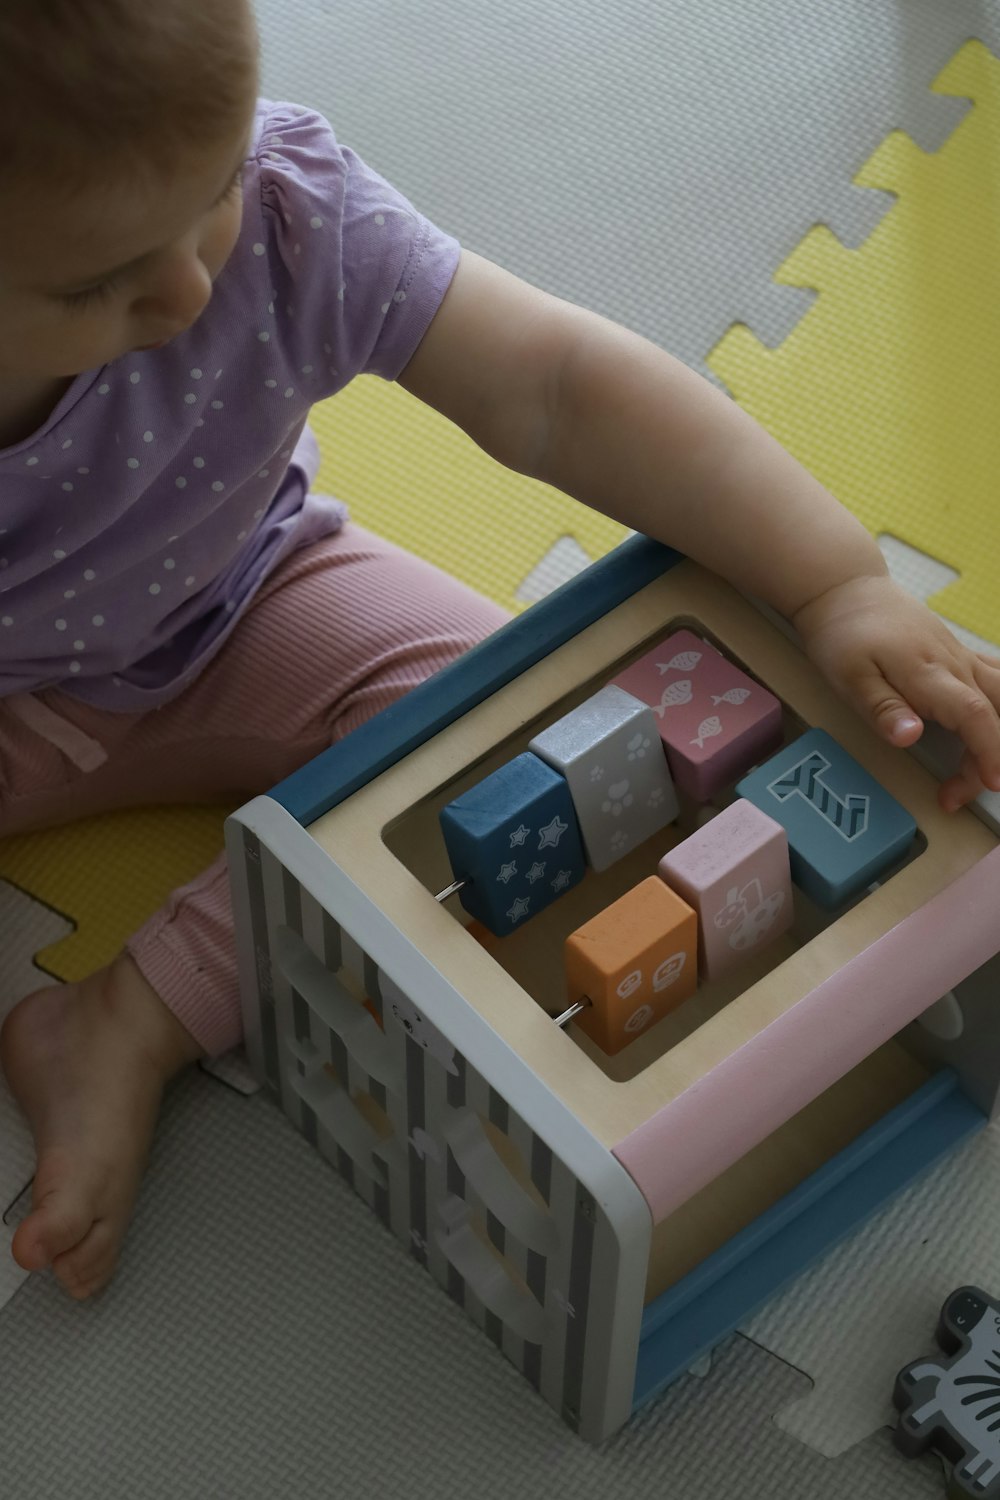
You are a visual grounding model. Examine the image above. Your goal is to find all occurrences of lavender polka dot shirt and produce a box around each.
[0,100,460,709]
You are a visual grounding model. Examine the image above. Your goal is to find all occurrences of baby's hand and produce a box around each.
[792,574,1000,812]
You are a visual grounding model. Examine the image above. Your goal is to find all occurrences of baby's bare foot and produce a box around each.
[0,954,202,1299]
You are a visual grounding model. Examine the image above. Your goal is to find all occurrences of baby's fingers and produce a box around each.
[939,747,985,814]
[912,664,1000,795]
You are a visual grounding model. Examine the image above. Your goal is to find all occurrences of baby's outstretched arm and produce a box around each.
[400,251,1000,811]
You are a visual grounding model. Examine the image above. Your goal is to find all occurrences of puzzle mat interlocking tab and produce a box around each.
[307,379,629,615]
[710,38,1000,650]
[273,0,1000,629]
[737,1106,1000,1462]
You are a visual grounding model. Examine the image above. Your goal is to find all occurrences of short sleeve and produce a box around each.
[249,101,461,384]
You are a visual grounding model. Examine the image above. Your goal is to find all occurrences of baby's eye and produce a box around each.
[59,275,122,312]
[216,166,244,205]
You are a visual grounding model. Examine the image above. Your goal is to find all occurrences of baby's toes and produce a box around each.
[52,1222,119,1301]
[12,1183,95,1272]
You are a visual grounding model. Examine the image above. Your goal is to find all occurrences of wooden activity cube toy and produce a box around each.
[227,538,1000,1443]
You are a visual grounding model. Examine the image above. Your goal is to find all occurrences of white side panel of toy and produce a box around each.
[227,796,651,1443]
[226,815,271,1087]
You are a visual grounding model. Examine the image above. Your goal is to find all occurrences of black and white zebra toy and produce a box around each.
[895,1287,1000,1497]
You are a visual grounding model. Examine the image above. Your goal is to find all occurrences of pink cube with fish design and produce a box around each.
[658,798,793,980]
[612,628,783,800]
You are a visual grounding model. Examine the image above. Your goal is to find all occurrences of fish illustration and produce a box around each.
[690,715,722,749]
[652,679,693,715]
[657,650,702,674]
[711,688,751,707]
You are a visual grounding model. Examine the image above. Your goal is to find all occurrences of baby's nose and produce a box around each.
[134,253,213,333]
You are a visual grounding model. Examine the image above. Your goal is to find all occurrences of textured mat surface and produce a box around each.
[710,40,1000,648]
[741,1110,1000,1459]
[0,1069,949,1500]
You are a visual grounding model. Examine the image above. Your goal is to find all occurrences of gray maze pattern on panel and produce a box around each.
[240,828,629,1439]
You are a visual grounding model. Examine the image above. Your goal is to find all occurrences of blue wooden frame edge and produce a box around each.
[632,1068,986,1413]
[267,533,682,827]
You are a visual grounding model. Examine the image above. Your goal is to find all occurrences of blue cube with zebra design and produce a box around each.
[736,727,917,908]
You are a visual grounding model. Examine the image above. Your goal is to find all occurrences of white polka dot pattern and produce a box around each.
[0,99,458,707]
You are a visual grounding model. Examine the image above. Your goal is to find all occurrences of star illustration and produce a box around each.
[506,896,531,924]
[508,823,530,848]
[550,869,573,892]
[525,862,546,884]
[537,814,568,849]
[496,860,518,884]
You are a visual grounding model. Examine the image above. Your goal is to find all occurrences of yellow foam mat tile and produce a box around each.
[309,375,628,612]
[708,38,1000,648]
[0,805,229,984]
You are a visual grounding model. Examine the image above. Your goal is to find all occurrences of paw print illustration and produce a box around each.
[589,764,605,783]
[648,786,664,810]
[601,778,633,816]
[626,732,650,761]
[609,828,630,857]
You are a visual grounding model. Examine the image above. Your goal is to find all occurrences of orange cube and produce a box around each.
[465,919,502,955]
[564,877,697,1054]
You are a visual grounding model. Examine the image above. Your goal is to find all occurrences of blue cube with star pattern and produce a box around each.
[736,727,917,909]
[439,752,586,936]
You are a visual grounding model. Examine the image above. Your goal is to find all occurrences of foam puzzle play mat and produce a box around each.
[3,25,1000,1496]
[710,38,1000,651]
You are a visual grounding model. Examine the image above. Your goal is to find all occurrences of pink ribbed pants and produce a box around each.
[0,526,509,1054]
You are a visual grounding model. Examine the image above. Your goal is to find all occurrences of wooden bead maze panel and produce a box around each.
[308,561,996,1298]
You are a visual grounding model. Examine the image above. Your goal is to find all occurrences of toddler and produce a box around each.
[0,0,998,1302]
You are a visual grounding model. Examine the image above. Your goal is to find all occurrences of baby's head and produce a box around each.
[0,0,260,380]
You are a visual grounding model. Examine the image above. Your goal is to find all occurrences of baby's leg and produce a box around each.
[1,525,508,1296]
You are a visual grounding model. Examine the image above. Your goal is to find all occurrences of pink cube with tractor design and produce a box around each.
[658,798,793,980]
[613,628,783,800]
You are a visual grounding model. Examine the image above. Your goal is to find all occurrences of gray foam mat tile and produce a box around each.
[742,1118,1000,1459]
[0,1067,920,1500]
[878,535,999,657]
[198,1049,260,1096]
[828,1424,946,1500]
[257,0,1000,372]
[515,535,595,603]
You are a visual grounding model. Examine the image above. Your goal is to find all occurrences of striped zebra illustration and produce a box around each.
[767,750,870,841]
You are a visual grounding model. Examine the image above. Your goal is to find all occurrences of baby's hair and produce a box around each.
[0,0,259,191]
